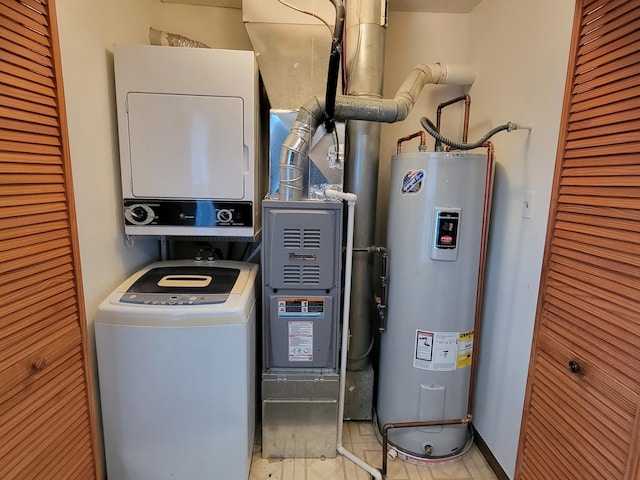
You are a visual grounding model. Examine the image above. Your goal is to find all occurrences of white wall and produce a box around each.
[378,12,471,244]
[466,0,574,476]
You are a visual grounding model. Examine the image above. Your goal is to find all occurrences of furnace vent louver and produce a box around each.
[265,204,341,290]
[303,229,321,248]
[283,228,322,249]
[302,265,321,284]
[283,228,301,248]
[281,228,323,286]
[282,265,321,286]
[283,265,301,285]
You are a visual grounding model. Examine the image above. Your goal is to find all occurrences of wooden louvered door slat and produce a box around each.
[0,0,100,478]
[515,1,640,479]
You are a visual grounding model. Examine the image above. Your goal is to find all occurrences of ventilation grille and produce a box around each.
[283,228,301,248]
[303,229,321,248]
[282,265,321,286]
[282,228,322,249]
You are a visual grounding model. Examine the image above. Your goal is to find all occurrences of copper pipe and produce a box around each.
[396,131,427,154]
[466,142,494,418]
[435,94,471,144]
[381,416,472,476]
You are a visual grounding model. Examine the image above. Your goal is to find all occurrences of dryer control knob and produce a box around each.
[216,208,233,223]
[125,204,155,225]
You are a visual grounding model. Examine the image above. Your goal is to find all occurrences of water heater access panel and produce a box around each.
[114,45,261,239]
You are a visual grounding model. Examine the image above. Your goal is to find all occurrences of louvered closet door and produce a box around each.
[515,1,640,480]
[0,0,100,478]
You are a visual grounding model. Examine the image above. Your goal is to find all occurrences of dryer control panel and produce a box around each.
[123,200,253,228]
[114,45,262,239]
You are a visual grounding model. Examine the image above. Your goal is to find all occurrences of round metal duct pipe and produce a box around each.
[343,0,387,372]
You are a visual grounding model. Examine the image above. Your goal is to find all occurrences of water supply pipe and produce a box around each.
[435,94,471,150]
[324,187,382,480]
[467,142,495,419]
[397,131,427,154]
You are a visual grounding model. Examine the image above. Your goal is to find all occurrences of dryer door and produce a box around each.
[126,92,246,200]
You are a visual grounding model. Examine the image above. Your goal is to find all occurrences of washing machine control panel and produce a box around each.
[120,293,230,305]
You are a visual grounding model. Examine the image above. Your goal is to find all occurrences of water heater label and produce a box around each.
[457,331,474,369]
[401,170,425,194]
[415,331,434,362]
[414,330,473,371]
[288,321,313,362]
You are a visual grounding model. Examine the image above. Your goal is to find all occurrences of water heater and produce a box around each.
[114,44,262,239]
[376,151,491,459]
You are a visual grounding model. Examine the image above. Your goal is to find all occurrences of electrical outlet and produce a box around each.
[522,191,535,219]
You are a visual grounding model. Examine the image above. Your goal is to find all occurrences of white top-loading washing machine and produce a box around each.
[95,260,258,480]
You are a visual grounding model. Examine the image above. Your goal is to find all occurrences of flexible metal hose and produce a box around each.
[420,116,520,150]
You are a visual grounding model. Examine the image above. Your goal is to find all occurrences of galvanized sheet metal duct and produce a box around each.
[243,0,337,110]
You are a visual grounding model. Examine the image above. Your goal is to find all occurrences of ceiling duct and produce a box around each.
[242,0,339,109]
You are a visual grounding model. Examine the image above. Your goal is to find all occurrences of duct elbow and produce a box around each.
[426,62,476,86]
[278,120,315,201]
[388,63,476,122]
[392,94,414,122]
[297,96,326,129]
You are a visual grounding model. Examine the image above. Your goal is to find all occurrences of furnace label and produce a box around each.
[414,330,460,371]
[288,321,313,362]
[402,169,425,194]
[278,298,325,318]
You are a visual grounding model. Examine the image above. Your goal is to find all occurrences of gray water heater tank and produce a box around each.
[376,151,491,458]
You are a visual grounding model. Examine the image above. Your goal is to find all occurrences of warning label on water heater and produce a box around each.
[414,330,473,371]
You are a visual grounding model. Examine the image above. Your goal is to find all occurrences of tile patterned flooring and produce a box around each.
[250,421,498,480]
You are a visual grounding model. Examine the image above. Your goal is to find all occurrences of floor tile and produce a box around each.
[249,456,284,480]
[348,421,379,444]
[250,422,498,480]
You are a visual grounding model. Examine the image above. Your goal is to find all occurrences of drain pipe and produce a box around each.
[278,63,475,199]
[324,188,382,480]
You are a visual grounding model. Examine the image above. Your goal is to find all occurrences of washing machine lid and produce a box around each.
[120,266,240,305]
